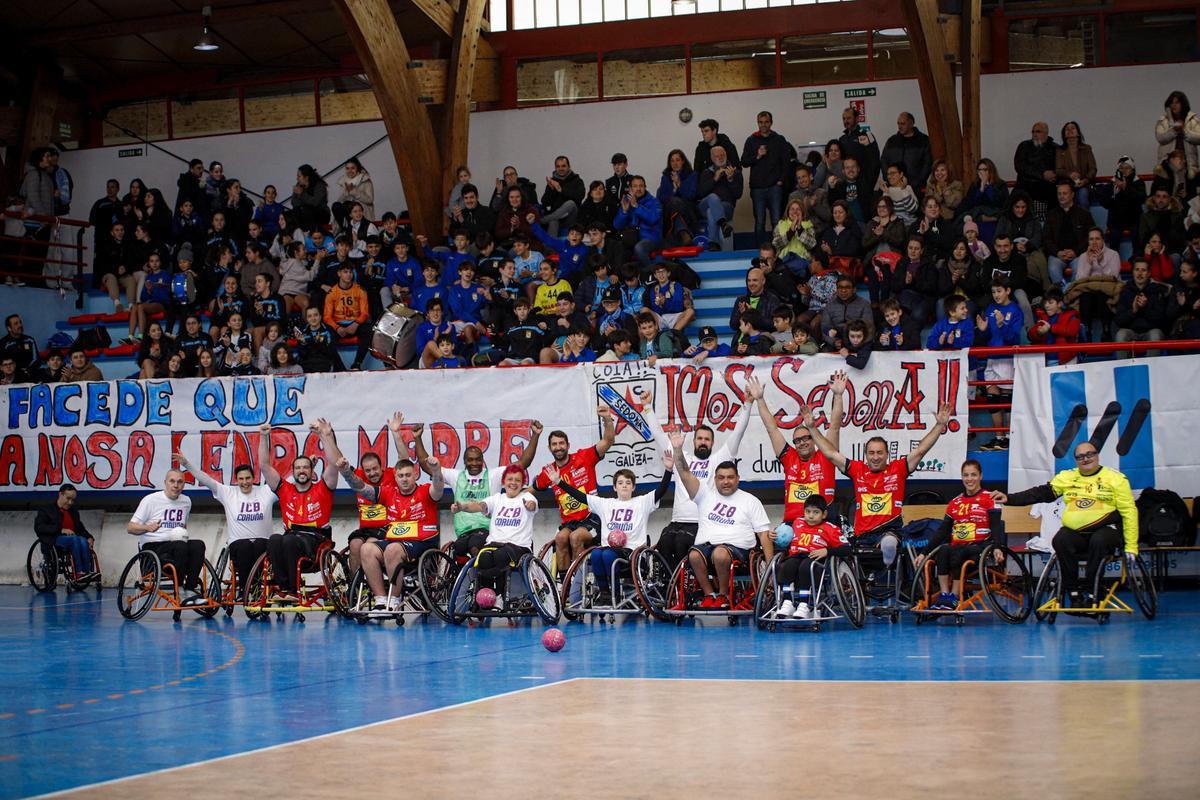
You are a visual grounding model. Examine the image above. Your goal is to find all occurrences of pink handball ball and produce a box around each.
[475,587,497,610]
[542,628,566,652]
[607,530,627,548]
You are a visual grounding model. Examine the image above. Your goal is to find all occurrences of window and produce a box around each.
[691,39,776,94]
[319,75,380,124]
[517,55,599,106]
[1007,16,1098,71]
[244,81,316,132]
[781,31,869,86]
[872,28,916,79]
[503,0,852,30]
[171,89,240,138]
[101,99,168,146]
[1104,11,1197,66]
[603,47,685,99]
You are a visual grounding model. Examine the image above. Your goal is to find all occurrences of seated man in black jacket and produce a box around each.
[33,484,98,581]
[1114,258,1170,355]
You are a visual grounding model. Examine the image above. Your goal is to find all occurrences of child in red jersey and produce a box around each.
[773,496,849,619]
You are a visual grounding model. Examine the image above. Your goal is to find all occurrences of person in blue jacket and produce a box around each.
[656,150,699,247]
[531,220,589,284]
[975,279,1023,451]
[613,176,662,268]
[926,295,975,350]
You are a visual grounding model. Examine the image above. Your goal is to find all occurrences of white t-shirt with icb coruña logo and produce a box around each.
[693,485,771,549]
[131,491,193,544]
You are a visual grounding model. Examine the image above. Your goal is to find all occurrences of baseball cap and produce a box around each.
[611,153,627,165]
[699,326,718,341]
[601,287,621,303]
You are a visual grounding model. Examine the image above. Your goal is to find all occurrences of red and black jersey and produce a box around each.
[787,520,847,557]
[780,447,836,523]
[535,447,601,523]
[843,458,908,535]
[944,491,995,546]
[379,483,440,541]
[354,467,397,529]
[277,479,334,530]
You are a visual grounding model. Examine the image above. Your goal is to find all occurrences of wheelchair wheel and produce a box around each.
[979,545,1033,624]
[909,549,937,614]
[631,546,673,622]
[523,556,561,625]
[831,557,866,629]
[242,553,272,621]
[446,560,478,626]
[27,541,57,593]
[347,570,372,623]
[1093,555,1123,626]
[1128,554,1157,620]
[1033,555,1061,624]
[537,540,559,578]
[320,547,352,618]
[117,551,161,620]
[753,554,781,630]
[418,548,456,623]
[559,548,593,622]
[192,559,221,618]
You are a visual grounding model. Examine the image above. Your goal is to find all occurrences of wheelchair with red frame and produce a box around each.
[116,546,222,622]
[27,537,102,593]
[559,543,672,623]
[646,542,765,625]
[241,529,341,622]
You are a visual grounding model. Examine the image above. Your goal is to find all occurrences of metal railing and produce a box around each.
[0,212,90,309]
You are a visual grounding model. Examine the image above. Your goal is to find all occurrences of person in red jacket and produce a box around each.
[1027,288,1081,365]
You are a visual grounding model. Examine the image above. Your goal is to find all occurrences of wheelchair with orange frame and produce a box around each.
[559,543,672,623]
[908,538,1033,625]
[27,537,102,594]
[241,528,342,622]
[647,543,765,625]
[1033,548,1157,624]
[116,546,222,621]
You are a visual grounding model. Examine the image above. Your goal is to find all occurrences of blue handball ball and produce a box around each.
[774,523,795,549]
[692,235,709,249]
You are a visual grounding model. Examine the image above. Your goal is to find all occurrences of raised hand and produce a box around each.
[799,401,815,429]
[935,402,953,428]
[425,456,442,472]
[597,405,613,421]
[545,465,561,484]
[745,375,765,401]
[662,450,675,471]
[335,456,350,472]
[668,430,685,450]
[259,422,272,435]
[531,420,544,436]
[829,370,848,396]
[387,411,405,432]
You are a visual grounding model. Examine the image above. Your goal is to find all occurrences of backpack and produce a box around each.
[1136,488,1195,547]
[73,326,112,352]
[900,518,944,551]
[654,328,689,358]
[665,259,702,291]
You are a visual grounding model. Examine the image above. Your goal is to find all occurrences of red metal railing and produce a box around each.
[0,212,90,309]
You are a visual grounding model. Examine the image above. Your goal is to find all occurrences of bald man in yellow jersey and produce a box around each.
[992,441,1138,604]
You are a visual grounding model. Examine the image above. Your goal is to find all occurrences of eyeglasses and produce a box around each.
[1075,452,1098,461]
[793,436,813,444]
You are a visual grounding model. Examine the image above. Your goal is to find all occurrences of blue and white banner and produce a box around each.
[1009,354,1200,494]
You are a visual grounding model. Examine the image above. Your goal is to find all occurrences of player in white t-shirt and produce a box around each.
[670,430,772,610]
[126,469,205,604]
[452,464,539,612]
[545,455,673,605]
[175,451,277,599]
[643,386,752,567]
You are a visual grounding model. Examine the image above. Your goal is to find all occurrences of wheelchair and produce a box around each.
[27,538,102,593]
[908,542,1033,625]
[443,547,560,625]
[116,547,222,621]
[753,552,866,632]
[841,530,912,624]
[649,544,765,625]
[559,544,672,623]
[1033,549,1157,624]
[345,540,455,626]
[241,537,340,622]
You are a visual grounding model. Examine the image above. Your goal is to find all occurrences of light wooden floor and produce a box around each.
[64,678,1200,800]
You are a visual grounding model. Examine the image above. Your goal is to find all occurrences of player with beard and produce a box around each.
[259,418,344,601]
[344,412,424,576]
[642,385,753,567]
[533,407,617,573]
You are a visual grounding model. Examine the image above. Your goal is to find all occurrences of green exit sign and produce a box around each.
[844,87,877,98]
[118,147,143,158]
[802,91,827,110]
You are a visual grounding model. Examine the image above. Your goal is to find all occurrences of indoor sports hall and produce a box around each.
[2,0,1199,798]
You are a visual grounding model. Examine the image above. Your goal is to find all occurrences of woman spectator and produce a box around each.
[445,165,472,221]
[278,240,314,313]
[960,158,1009,225]
[122,178,147,229]
[579,180,617,232]
[214,311,252,370]
[925,159,963,221]
[1143,232,1175,282]
[912,195,953,261]
[819,200,863,259]
[1102,156,1147,248]
[216,179,254,243]
[138,188,172,243]
[332,158,374,230]
[270,211,302,262]
[268,342,303,376]
[1071,227,1121,340]
[936,238,974,319]
[292,164,330,230]
[126,251,171,342]
[889,235,939,325]
[1156,91,1200,174]
[196,348,219,379]
[204,161,226,206]
[171,198,205,255]
[772,199,816,277]
[1169,258,1200,338]
[164,351,187,380]
[257,321,286,372]
[996,190,1049,294]
[814,140,844,189]
[136,321,174,379]
[1056,121,1097,209]
[656,149,698,246]
[343,202,378,257]
[252,185,285,239]
[862,196,906,257]
[494,185,539,250]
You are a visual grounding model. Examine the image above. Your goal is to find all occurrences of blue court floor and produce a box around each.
[3,585,1199,799]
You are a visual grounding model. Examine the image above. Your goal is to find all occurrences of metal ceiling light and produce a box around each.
[194,6,219,52]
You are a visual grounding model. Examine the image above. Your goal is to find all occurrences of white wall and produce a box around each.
[59,62,1199,234]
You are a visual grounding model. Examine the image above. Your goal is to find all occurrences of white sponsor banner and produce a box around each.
[0,352,967,494]
[1008,354,1200,494]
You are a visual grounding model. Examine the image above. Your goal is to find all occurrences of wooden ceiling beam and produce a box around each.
[441,0,488,200]
[900,0,963,178]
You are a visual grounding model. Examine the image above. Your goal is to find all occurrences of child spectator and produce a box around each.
[209,273,248,343]
[1028,288,1081,365]
[137,320,175,379]
[488,258,524,330]
[559,327,597,363]
[1169,259,1200,338]
[769,306,795,353]
[733,309,773,356]
[594,286,638,343]
[257,321,285,372]
[278,240,314,315]
[877,298,921,351]
[176,314,210,373]
[511,234,545,286]
[384,238,420,307]
[962,217,991,261]
[308,235,352,312]
[841,319,873,369]
[417,298,456,369]
[683,326,732,363]
[926,296,975,350]
[250,272,286,350]
[576,254,618,316]
[358,235,388,319]
[411,259,446,314]
[475,233,505,283]
[127,251,171,343]
[431,334,464,369]
[323,263,372,370]
[976,280,1024,450]
[418,230,473,288]
[531,260,572,314]
[637,310,681,359]
[491,297,544,366]
[448,262,491,350]
[215,312,252,369]
[531,220,589,284]
[645,262,695,331]
[598,329,639,362]
[268,342,303,376]
[618,265,646,318]
[782,325,819,356]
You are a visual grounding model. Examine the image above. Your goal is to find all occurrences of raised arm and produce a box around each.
[426,456,446,502]
[595,406,617,457]
[826,370,847,451]
[905,403,952,474]
[516,420,544,470]
[174,451,220,495]
[653,450,676,503]
[313,418,342,489]
[338,456,378,501]
[747,376,786,456]
[638,387,673,457]
[388,411,412,461]
[259,422,281,490]
[724,387,754,456]
[669,430,701,500]
[801,402,849,472]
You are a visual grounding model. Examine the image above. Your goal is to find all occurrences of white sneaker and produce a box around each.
[776,599,796,618]
[386,596,401,612]
[492,594,505,612]
[372,596,388,611]
[794,602,812,619]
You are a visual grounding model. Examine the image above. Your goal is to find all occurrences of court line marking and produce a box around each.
[26,678,580,800]
[1080,655,1105,659]
[906,655,930,659]
[0,598,105,611]
[1022,655,1046,659]
[1138,654,1163,659]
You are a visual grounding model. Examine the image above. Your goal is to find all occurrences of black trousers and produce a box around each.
[228,539,269,598]
[453,530,489,559]
[777,553,825,592]
[144,540,206,591]
[1052,523,1124,592]
[475,544,530,592]
[656,523,698,567]
[266,532,321,592]
[934,542,986,581]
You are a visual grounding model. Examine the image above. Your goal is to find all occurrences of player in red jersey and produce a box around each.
[341,453,445,611]
[749,372,845,561]
[259,418,343,600]
[912,459,1003,609]
[345,412,416,576]
[774,496,851,619]
[534,406,616,571]
[803,400,952,570]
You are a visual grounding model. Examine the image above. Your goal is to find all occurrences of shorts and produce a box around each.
[983,359,1014,383]
[372,538,438,559]
[561,513,602,544]
[450,320,479,333]
[659,311,685,329]
[348,527,387,542]
[690,542,750,566]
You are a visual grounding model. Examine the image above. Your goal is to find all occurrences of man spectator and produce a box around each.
[1138,183,1187,255]
[613,176,662,268]
[820,275,872,348]
[539,156,584,237]
[1013,121,1058,220]
[18,147,56,285]
[47,148,72,216]
[694,118,740,174]
[787,163,832,235]
[0,356,23,385]
[741,111,794,245]
[972,234,1033,331]
[1114,257,1170,355]
[1043,180,1095,286]
[585,222,626,271]
[89,179,122,258]
[0,314,40,375]
[605,153,633,204]
[838,107,881,190]
[826,157,873,223]
[696,145,743,252]
[489,165,538,213]
[175,158,207,218]
[34,484,96,580]
[494,185,540,250]
[729,266,781,333]
[450,184,496,244]
[95,220,134,311]
[881,113,932,191]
